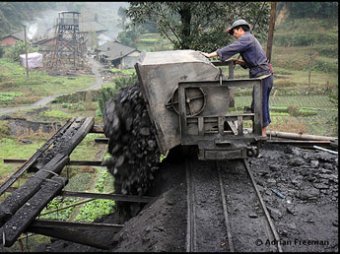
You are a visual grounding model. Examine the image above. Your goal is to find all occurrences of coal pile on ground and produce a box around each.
[36,143,338,252]
[102,83,161,218]
[249,143,338,252]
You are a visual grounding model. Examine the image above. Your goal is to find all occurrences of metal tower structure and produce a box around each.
[50,11,87,71]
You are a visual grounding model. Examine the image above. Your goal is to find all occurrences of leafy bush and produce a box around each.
[98,74,138,114]
[114,73,137,90]
[3,41,35,62]
[75,199,115,222]
[287,105,300,116]
[314,44,338,58]
[286,105,318,117]
[311,60,338,74]
[0,46,4,58]
[0,121,10,139]
[0,91,23,105]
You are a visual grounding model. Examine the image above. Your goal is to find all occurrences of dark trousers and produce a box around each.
[251,74,273,128]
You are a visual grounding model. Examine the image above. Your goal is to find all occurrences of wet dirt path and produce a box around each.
[0,57,104,116]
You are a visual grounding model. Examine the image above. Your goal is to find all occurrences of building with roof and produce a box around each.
[32,36,57,53]
[0,31,26,46]
[97,41,141,69]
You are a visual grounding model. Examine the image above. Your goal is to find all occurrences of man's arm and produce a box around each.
[201,52,248,68]
[201,51,218,58]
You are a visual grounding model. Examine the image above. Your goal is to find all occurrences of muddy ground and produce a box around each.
[34,142,338,252]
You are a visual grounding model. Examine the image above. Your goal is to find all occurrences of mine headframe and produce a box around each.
[49,11,86,70]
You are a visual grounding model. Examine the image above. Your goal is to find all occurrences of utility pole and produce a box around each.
[266,2,277,63]
[23,25,29,78]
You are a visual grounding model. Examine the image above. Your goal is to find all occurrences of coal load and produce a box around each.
[103,82,161,215]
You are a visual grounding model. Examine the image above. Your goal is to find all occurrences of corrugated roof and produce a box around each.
[98,41,139,61]
[80,21,107,33]
[33,36,56,45]
[1,30,25,41]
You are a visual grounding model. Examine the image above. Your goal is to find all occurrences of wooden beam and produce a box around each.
[28,220,123,249]
[0,117,95,226]
[60,191,153,203]
[0,118,74,196]
[266,2,277,63]
[0,176,67,247]
[4,159,104,167]
[267,130,336,141]
[0,154,68,225]
[94,137,109,143]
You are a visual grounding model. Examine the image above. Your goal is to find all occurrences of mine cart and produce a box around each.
[135,50,265,160]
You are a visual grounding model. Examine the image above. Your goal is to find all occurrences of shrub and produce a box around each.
[0,46,4,58]
[0,121,10,139]
[287,105,300,116]
[97,74,138,115]
[4,41,27,62]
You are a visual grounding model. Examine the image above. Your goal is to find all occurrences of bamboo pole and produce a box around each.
[23,25,29,78]
[266,2,277,63]
[267,130,337,141]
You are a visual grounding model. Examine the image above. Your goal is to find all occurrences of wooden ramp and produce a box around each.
[0,117,94,247]
[0,117,154,249]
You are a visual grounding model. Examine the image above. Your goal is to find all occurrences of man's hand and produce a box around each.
[200,51,218,58]
[233,59,246,66]
[201,52,211,58]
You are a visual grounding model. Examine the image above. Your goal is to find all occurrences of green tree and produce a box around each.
[118,6,127,29]
[125,2,270,51]
[0,2,56,37]
[117,23,143,48]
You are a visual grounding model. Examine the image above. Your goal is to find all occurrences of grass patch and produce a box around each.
[271,106,318,117]
[110,68,136,76]
[0,58,95,106]
[136,32,174,51]
[0,137,47,183]
[70,133,105,161]
[0,91,23,105]
[75,170,115,222]
[41,109,73,120]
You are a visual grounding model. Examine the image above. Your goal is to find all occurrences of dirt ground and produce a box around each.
[33,142,338,252]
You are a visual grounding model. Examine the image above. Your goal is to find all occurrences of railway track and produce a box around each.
[186,158,283,252]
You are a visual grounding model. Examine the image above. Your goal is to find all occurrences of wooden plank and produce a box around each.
[94,138,109,143]
[28,220,122,249]
[4,159,104,167]
[60,191,153,203]
[33,117,94,170]
[0,176,67,247]
[226,120,238,135]
[0,154,68,225]
[64,117,94,155]
[0,118,74,196]
[266,130,336,141]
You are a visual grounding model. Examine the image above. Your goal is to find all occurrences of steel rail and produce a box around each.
[216,162,234,252]
[185,160,196,252]
[243,159,283,252]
